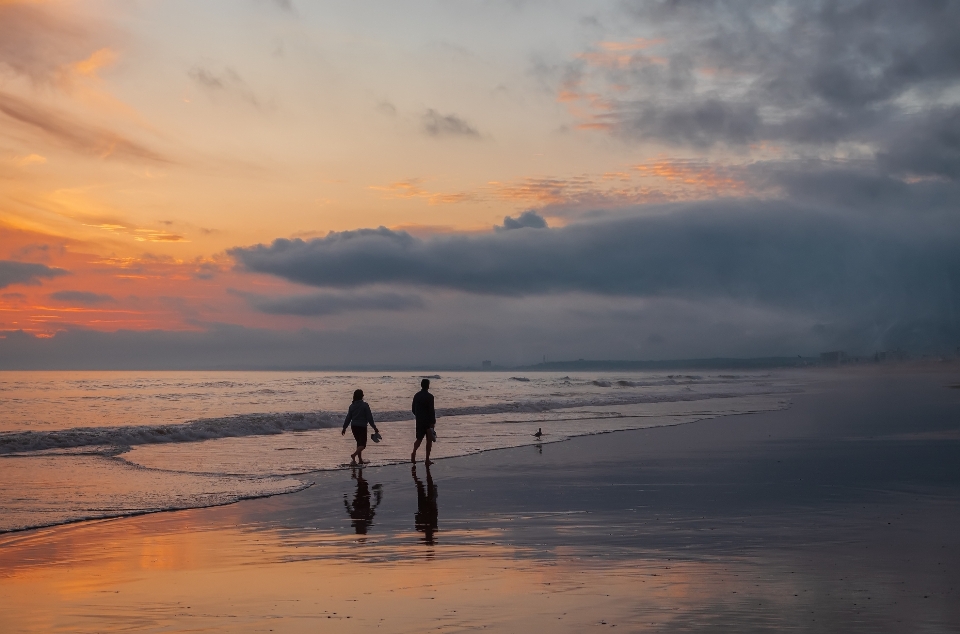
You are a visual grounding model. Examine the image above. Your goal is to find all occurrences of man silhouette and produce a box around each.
[411,378,436,464]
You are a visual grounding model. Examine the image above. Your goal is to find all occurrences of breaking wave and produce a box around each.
[0,390,774,455]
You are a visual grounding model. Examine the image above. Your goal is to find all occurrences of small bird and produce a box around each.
[533,428,543,439]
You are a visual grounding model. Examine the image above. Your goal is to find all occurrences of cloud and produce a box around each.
[0,260,68,289]
[376,100,397,117]
[369,178,474,205]
[233,289,424,316]
[49,290,115,305]
[0,2,91,83]
[269,0,294,12]
[0,91,169,163]
[876,107,960,180]
[496,210,548,231]
[189,66,262,109]
[421,109,480,138]
[229,198,960,352]
[566,0,960,178]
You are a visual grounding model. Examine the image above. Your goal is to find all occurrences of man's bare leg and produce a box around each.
[411,437,422,463]
[424,436,433,465]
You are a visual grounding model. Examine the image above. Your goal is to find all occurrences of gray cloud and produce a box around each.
[421,109,480,138]
[497,210,548,232]
[580,0,960,179]
[876,107,960,180]
[229,200,960,355]
[49,290,114,305]
[269,0,294,12]
[189,66,262,109]
[233,289,424,316]
[0,260,68,289]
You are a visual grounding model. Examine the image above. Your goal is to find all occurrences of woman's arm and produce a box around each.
[366,403,379,433]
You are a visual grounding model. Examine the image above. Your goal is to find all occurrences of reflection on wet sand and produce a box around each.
[412,465,438,545]
[6,509,949,633]
[343,466,382,535]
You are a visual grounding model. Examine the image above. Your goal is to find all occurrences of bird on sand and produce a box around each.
[533,428,543,439]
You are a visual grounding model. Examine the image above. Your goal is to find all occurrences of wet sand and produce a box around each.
[1,367,959,632]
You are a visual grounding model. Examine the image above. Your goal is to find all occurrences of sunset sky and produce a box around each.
[2,0,958,368]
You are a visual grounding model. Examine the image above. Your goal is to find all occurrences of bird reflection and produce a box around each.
[343,466,382,535]
[412,464,438,545]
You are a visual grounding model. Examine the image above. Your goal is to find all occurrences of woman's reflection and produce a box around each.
[412,464,438,545]
[343,466,382,535]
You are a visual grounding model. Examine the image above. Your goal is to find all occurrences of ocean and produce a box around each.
[0,370,800,533]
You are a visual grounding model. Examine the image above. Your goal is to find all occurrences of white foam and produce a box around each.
[0,389,786,455]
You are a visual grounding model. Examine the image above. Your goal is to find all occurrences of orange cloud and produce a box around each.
[632,159,751,196]
[369,179,474,205]
[69,47,117,78]
[0,220,361,337]
[576,38,667,70]
[597,37,666,52]
[488,159,752,210]
[0,91,169,163]
[11,153,47,166]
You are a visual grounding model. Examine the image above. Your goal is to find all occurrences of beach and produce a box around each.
[1,366,958,632]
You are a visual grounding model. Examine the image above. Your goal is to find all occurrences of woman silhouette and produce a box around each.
[341,389,380,465]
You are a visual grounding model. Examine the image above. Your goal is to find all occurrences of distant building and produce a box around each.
[875,349,908,362]
[482,360,492,369]
[820,351,845,365]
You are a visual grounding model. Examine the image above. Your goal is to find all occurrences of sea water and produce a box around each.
[0,371,802,532]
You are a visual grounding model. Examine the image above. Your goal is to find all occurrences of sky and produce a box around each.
[1,0,959,369]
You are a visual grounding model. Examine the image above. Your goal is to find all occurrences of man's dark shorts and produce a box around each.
[351,425,367,447]
[416,423,434,442]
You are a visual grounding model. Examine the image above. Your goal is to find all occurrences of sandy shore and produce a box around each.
[1,367,958,632]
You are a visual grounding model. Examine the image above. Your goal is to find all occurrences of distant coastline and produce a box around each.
[2,355,929,372]
[515,356,818,371]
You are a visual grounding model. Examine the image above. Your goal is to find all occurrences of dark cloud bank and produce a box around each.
[232,289,423,316]
[228,197,959,355]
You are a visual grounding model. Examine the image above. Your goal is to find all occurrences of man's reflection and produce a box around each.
[412,464,438,545]
[343,466,382,535]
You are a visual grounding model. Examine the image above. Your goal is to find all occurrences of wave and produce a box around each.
[0,478,313,535]
[0,389,782,455]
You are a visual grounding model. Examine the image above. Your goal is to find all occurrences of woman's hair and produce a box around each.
[353,389,364,401]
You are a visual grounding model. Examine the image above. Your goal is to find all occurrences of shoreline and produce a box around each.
[0,394,789,535]
[1,368,958,632]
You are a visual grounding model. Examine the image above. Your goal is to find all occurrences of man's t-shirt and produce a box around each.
[412,390,435,427]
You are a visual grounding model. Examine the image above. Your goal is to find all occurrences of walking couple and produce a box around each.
[341,378,437,465]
